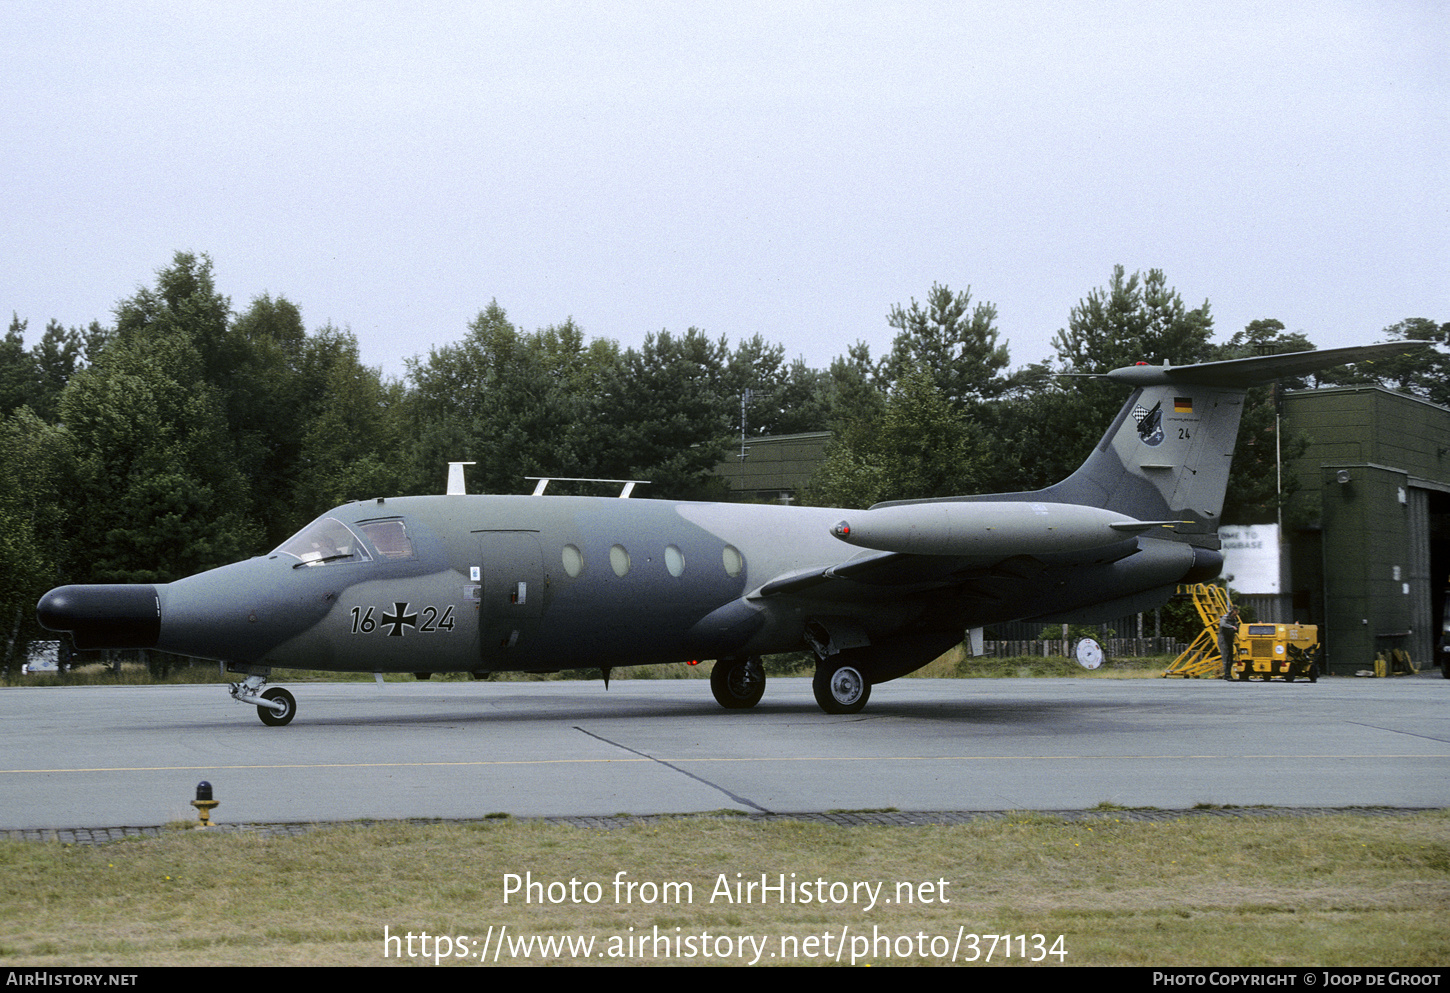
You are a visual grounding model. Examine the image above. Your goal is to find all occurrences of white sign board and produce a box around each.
[1217,523,1280,594]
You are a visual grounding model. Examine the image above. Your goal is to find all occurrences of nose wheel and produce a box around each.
[257,687,296,726]
[228,671,298,726]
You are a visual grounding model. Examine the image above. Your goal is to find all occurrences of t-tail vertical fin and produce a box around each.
[884,342,1431,548]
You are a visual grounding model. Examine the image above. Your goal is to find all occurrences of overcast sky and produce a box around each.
[4,1,1445,382]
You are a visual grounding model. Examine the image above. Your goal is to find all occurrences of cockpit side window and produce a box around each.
[275,518,372,567]
[358,519,414,560]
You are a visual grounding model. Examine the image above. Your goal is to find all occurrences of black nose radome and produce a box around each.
[37,585,161,650]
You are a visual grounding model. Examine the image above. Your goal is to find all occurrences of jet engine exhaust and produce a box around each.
[1183,546,1224,585]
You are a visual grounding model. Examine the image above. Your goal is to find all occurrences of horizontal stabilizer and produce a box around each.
[1109,520,1189,533]
[1103,341,1430,388]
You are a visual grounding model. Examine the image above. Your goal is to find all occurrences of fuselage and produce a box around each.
[40,492,1215,677]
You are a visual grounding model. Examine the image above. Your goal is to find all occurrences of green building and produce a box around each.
[1282,387,1450,674]
[713,431,831,503]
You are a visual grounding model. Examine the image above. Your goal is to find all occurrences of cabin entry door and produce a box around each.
[475,531,545,665]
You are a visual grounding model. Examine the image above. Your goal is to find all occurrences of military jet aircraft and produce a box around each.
[37,343,1416,725]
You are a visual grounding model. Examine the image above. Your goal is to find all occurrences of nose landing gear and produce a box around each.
[227,669,297,726]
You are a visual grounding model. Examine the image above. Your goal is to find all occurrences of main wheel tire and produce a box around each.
[258,687,296,727]
[710,657,765,709]
[813,662,870,715]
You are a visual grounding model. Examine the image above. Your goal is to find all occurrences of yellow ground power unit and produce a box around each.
[1230,623,1320,682]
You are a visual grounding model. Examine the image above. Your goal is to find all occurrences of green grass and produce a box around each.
[2,812,1445,966]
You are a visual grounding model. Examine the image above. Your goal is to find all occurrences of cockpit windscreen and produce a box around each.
[275,518,372,567]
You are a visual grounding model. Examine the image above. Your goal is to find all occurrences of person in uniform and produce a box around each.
[1218,605,1241,680]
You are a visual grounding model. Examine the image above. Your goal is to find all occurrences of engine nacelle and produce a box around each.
[831,501,1169,557]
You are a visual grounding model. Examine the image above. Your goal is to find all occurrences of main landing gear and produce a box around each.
[228,670,297,726]
[812,659,871,714]
[708,654,874,714]
[710,656,766,709]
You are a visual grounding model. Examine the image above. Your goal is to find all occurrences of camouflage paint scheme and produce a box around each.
[36,343,1423,723]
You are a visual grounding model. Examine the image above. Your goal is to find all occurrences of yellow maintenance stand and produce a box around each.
[1163,584,1231,678]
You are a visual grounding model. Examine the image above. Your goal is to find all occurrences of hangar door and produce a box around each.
[1411,485,1450,669]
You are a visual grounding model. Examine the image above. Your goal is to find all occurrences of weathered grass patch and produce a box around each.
[2,812,1445,966]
